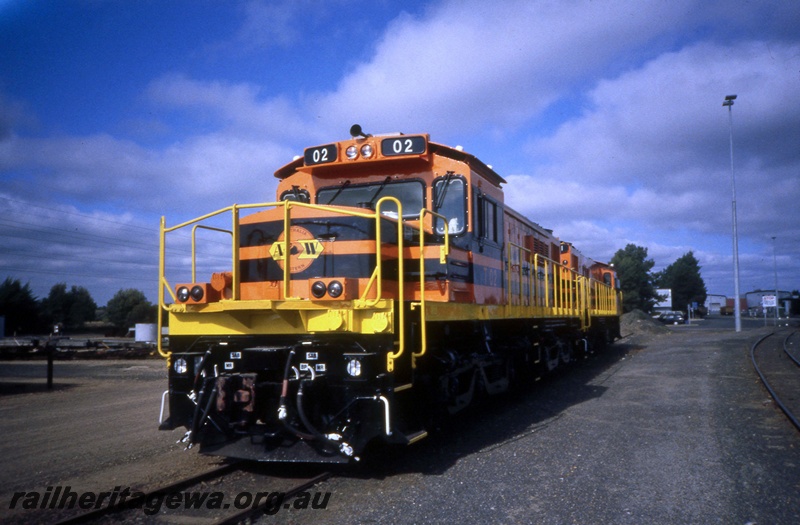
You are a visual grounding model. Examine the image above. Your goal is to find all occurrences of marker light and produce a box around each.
[360,144,374,159]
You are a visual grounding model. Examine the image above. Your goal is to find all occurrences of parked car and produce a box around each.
[658,311,685,324]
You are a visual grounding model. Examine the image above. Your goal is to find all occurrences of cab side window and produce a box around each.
[476,191,500,244]
[279,187,310,203]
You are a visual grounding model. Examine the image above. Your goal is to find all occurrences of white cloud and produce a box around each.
[146,74,308,140]
[530,40,800,173]
[311,0,705,136]
[517,40,800,231]
[0,92,36,138]
[1,131,293,215]
[236,0,303,49]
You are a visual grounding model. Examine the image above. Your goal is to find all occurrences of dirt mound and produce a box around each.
[620,309,670,338]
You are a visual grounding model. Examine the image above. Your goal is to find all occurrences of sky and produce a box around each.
[1,0,799,307]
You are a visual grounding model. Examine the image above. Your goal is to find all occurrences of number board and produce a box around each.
[304,144,338,166]
[380,136,427,157]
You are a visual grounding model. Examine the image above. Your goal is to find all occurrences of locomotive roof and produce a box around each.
[427,141,506,187]
[273,136,507,189]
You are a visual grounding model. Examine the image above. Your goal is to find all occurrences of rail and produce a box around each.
[750,331,800,432]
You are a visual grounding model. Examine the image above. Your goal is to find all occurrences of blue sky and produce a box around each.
[1,0,799,306]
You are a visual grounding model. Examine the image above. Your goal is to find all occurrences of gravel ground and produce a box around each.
[259,325,800,525]
[0,360,222,524]
[2,321,798,524]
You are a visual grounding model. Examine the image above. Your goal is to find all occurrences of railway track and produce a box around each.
[750,330,800,432]
[53,460,332,524]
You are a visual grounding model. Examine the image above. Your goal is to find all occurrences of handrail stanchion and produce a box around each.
[361,198,393,308]
[375,197,404,372]
[191,224,234,284]
[412,209,449,366]
[282,201,292,300]
[157,216,170,361]
[232,205,240,301]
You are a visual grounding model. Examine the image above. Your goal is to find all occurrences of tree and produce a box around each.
[42,283,68,329]
[610,244,660,313]
[105,289,155,334]
[65,286,97,329]
[655,251,707,313]
[0,277,41,335]
[40,283,97,331]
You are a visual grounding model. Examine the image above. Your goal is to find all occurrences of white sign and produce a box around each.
[655,288,672,309]
[762,295,777,307]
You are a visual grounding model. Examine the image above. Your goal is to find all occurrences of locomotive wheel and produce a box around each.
[559,339,573,366]
[471,368,490,408]
[544,344,560,372]
[506,358,520,392]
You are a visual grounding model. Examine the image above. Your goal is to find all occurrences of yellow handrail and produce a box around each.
[503,248,617,321]
[159,198,443,373]
[358,197,402,307]
[157,216,170,361]
[159,199,617,370]
[281,201,295,299]
[373,197,404,372]
[411,209,450,366]
[231,206,240,301]
[191,224,232,283]
[507,241,532,306]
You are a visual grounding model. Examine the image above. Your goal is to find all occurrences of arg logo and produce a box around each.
[269,225,324,273]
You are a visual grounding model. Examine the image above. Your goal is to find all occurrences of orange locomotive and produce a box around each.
[157,126,621,462]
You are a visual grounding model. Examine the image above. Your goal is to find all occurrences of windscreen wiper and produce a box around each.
[434,171,454,210]
[326,180,351,205]
[367,177,392,208]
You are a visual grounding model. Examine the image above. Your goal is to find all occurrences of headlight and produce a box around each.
[346,145,358,160]
[360,144,374,159]
[327,280,343,298]
[311,281,327,298]
[346,359,362,377]
[190,285,204,302]
[173,358,188,374]
[177,286,190,302]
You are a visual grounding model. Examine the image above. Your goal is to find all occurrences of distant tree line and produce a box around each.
[610,244,707,314]
[0,277,156,336]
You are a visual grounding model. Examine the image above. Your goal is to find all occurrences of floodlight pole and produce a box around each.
[723,94,741,332]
